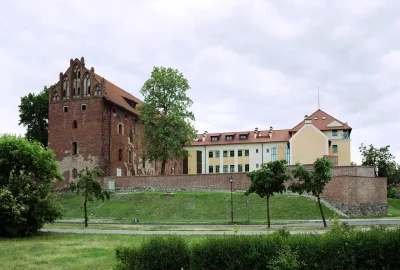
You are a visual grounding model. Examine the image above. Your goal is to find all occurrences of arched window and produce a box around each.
[73,66,80,97]
[128,149,133,164]
[118,124,123,135]
[83,73,91,96]
[72,142,77,155]
[52,91,59,101]
[93,85,101,96]
[72,120,77,129]
[72,168,78,179]
[63,78,70,99]
[118,149,123,161]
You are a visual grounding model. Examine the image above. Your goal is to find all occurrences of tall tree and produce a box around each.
[246,160,290,228]
[138,66,197,175]
[69,169,110,227]
[359,143,395,177]
[0,135,63,237]
[19,86,50,147]
[289,157,333,227]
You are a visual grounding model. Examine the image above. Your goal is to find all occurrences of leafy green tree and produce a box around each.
[246,160,290,228]
[69,169,110,227]
[0,135,62,237]
[359,144,395,177]
[289,157,333,227]
[138,66,197,175]
[18,86,50,147]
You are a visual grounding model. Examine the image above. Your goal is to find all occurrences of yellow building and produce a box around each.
[183,109,352,174]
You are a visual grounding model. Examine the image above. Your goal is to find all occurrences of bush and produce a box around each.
[116,228,400,269]
[115,235,190,270]
[387,187,400,198]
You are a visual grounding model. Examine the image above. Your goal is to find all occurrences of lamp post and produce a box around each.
[229,176,234,223]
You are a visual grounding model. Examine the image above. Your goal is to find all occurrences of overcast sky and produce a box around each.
[1,0,400,164]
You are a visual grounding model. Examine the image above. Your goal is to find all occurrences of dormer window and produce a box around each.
[211,136,218,142]
[226,135,233,141]
[123,97,137,109]
[239,135,248,140]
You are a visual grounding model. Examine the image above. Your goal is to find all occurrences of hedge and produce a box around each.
[116,227,400,270]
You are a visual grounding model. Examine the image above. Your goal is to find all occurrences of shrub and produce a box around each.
[115,235,189,270]
[387,187,400,198]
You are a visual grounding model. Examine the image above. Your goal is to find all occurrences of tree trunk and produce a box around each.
[161,160,166,175]
[317,195,327,227]
[84,196,88,227]
[266,195,270,228]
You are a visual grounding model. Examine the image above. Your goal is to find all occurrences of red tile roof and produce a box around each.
[94,74,143,115]
[192,129,291,146]
[290,109,352,133]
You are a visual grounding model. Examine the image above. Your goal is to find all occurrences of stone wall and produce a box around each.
[104,165,387,217]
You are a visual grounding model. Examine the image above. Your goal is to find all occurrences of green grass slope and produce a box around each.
[53,192,336,223]
[388,198,400,217]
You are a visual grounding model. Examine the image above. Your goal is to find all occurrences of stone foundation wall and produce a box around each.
[328,202,388,217]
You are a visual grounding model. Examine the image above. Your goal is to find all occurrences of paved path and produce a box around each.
[41,228,326,235]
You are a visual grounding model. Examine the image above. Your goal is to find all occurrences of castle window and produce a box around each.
[94,85,101,96]
[73,66,80,97]
[118,124,123,135]
[128,149,133,164]
[63,106,68,113]
[72,120,77,129]
[63,78,70,99]
[118,149,123,161]
[81,104,87,111]
[72,168,78,179]
[83,73,91,96]
[52,91,59,101]
[72,142,77,155]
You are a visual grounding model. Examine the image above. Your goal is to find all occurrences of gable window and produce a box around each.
[216,165,220,173]
[223,165,228,173]
[72,142,77,155]
[332,145,338,153]
[73,66,81,97]
[238,164,243,172]
[81,104,87,111]
[52,91,59,101]
[223,151,228,157]
[226,135,233,141]
[83,73,91,96]
[209,166,213,173]
[94,85,101,96]
[211,136,218,142]
[238,150,242,157]
[245,150,249,156]
[63,78,70,99]
[332,130,338,136]
[63,106,68,113]
[230,150,234,157]
[216,150,220,158]
[118,124,123,135]
[245,164,250,172]
[72,120,77,129]
[118,149,123,161]
[209,151,213,158]
[230,165,235,172]
[239,135,247,140]
[271,147,277,161]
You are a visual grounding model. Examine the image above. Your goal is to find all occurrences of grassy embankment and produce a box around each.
[53,191,337,223]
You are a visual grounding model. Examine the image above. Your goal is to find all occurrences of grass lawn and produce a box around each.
[0,233,203,270]
[388,198,400,217]
[53,192,337,223]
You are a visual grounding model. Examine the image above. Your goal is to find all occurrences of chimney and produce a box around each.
[202,131,208,142]
[304,115,308,119]
[254,127,258,138]
[269,126,273,138]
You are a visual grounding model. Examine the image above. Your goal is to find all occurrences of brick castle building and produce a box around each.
[48,57,181,183]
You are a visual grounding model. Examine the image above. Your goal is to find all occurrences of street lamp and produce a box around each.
[229,176,234,223]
